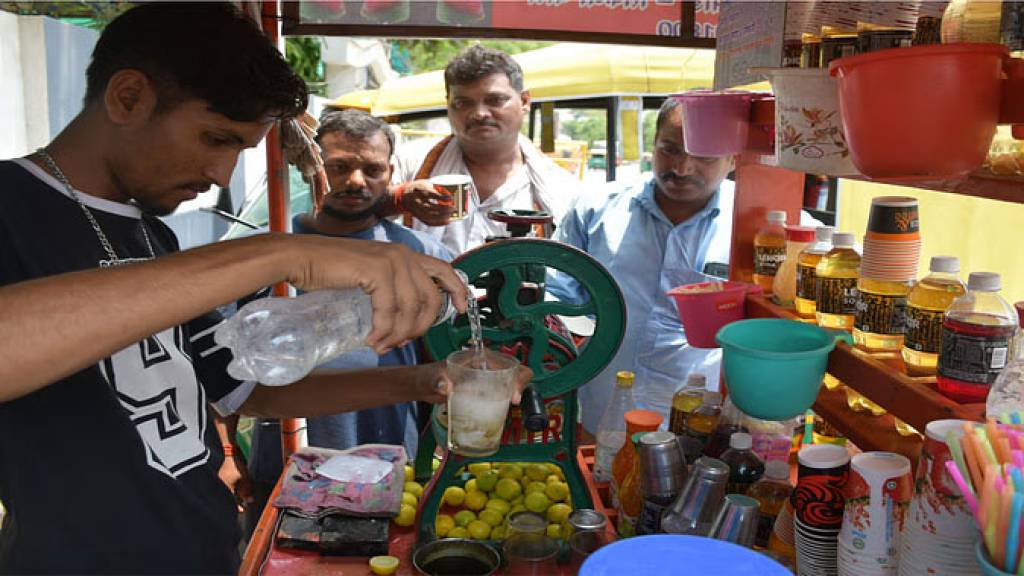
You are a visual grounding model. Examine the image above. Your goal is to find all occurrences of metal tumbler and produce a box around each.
[639,431,688,498]
[709,493,761,548]
[660,456,729,536]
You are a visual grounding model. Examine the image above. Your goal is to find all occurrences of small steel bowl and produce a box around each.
[412,538,501,576]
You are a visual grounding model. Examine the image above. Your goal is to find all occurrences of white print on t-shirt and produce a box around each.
[100,325,210,478]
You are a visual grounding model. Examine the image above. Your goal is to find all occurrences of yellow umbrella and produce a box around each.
[330,43,715,117]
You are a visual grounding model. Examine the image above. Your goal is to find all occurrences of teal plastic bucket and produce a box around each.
[715,319,851,421]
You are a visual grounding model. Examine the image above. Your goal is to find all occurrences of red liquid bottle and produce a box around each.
[936,272,1018,403]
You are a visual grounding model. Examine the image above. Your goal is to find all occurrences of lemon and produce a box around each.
[435,514,455,538]
[404,481,424,499]
[369,555,400,576]
[546,474,562,485]
[485,498,511,516]
[432,458,440,471]
[525,481,547,495]
[524,491,550,514]
[447,526,468,539]
[525,463,549,482]
[545,463,564,477]
[498,463,524,481]
[403,465,415,481]
[546,523,563,539]
[476,469,500,493]
[401,492,418,507]
[510,504,527,515]
[511,495,524,506]
[464,490,488,511]
[490,525,506,540]
[547,503,572,524]
[544,481,569,503]
[467,462,492,477]
[443,486,466,507]
[467,519,492,540]
[464,479,478,493]
[454,509,477,527]
[519,477,532,492]
[394,504,416,527]
[495,478,522,501]
[478,508,504,527]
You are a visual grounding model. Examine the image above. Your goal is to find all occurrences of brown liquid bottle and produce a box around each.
[753,210,787,296]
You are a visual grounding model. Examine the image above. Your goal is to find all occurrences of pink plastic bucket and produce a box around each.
[674,90,753,157]
[668,281,761,348]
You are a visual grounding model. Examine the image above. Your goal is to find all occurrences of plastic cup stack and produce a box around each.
[838,452,913,576]
[861,196,921,282]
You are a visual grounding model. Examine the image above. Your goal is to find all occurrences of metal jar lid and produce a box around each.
[567,509,608,532]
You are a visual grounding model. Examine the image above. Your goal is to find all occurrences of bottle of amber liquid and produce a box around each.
[902,256,967,375]
[753,211,787,296]
[853,275,914,351]
[795,226,834,318]
[684,390,723,450]
[815,232,860,330]
[669,372,707,435]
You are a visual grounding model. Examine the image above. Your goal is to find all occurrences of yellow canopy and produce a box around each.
[331,43,716,116]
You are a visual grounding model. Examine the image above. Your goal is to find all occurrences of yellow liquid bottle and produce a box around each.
[853,277,913,352]
[795,227,833,318]
[815,232,860,331]
[753,210,787,296]
[901,256,967,376]
[669,373,706,435]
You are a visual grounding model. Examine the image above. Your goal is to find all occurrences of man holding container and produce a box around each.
[380,45,580,256]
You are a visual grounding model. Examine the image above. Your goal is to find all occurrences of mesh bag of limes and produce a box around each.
[394,461,572,541]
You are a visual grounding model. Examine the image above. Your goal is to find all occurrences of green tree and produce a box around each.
[285,37,326,96]
[392,39,553,76]
[561,111,607,150]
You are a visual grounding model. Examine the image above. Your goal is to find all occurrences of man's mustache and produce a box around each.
[468,119,500,130]
[328,187,371,200]
[658,172,705,189]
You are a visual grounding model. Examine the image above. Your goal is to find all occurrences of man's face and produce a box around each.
[447,73,529,150]
[652,106,734,205]
[318,130,392,222]
[114,98,272,216]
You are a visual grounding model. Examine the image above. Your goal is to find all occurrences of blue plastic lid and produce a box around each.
[580,535,791,576]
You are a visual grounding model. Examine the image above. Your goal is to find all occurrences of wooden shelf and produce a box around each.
[744,295,984,455]
[841,169,1024,205]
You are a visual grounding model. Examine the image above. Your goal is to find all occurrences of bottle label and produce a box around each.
[754,246,786,276]
[636,495,672,535]
[854,291,908,335]
[796,263,817,301]
[756,512,778,548]
[669,408,687,436]
[904,306,944,353]
[937,328,1011,385]
[816,277,858,315]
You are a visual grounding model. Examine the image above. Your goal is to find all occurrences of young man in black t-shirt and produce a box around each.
[0,4,528,573]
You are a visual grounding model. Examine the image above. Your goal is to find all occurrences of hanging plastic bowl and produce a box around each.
[674,90,753,157]
[716,319,852,421]
[829,43,1008,179]
[667,281,762,349]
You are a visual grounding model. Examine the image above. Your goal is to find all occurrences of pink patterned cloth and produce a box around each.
[272,444,406,517]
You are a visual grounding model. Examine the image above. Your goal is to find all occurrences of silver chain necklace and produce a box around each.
[35,148,155,266]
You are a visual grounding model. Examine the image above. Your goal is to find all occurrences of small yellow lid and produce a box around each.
[615,371,635,387]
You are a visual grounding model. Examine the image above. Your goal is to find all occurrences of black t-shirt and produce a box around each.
[0,159,244,574]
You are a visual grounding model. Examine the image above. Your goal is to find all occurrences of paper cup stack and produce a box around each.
[861,197,921,282]
[898,420,981,576]
[794,444,851,576]
[838,452,913,576]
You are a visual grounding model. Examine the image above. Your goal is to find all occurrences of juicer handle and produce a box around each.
[519,385,548,432]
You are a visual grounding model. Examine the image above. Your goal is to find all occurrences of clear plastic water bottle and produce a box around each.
[593,371,637,483]
[216,282,462,386]
[986,303,1024,419]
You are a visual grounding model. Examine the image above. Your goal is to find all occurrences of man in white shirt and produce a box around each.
[378,45,580,256]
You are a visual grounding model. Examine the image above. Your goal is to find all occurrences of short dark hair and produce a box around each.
[444,45,524,96]
[85,2,307,122]
[655,97,682,140]
[317,109,396,157]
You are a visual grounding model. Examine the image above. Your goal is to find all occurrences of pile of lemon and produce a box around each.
[435,462,572,541]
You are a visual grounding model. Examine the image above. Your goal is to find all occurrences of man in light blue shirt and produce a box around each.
[548,98,738,434]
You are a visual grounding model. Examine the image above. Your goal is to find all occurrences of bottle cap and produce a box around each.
[686,372,707,388]
[767,210,787,224]
[616,371,635,388]
[785,225,815,243]
[930,256,960,274]
[814,226,834,243]
[968,272,1001,292]
[765,460,790,480]
[729,432,753,450]
[832,232,855,248]
[625,409,664,430]
[702,390,723,406]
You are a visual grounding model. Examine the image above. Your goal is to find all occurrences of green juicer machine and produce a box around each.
[414,209,626,544]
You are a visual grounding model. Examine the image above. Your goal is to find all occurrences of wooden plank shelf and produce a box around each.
[743,294,984,456]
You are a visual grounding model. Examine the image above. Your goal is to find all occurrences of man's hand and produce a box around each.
[413,361,533,404]
[399,180,455,227]
[284,236,468,355]
[217,450,253,513]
